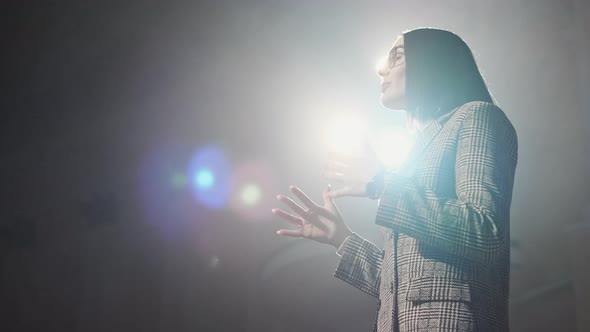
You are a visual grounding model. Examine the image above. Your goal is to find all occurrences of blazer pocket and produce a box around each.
[405,276,472,302]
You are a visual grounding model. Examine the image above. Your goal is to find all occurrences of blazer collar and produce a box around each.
[396,108,459,176]
[414,106,460,154]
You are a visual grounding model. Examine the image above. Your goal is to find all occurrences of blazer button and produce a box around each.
[389,282,394,293]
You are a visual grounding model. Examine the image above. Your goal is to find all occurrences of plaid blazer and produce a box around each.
[334,101,518,332]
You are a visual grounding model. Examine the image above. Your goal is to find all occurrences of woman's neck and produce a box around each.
[406,113,431,134]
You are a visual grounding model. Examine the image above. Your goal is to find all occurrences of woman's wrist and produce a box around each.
[332,228,353,249]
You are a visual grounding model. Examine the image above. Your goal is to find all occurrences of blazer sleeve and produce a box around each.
[333,232,384,298]
[375,102,518,265]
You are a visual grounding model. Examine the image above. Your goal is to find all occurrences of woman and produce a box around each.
[272,27,518,332]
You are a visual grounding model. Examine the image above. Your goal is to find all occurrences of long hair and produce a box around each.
[403,27,496,121]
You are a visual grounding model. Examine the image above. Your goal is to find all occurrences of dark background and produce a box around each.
[1,0,589,331]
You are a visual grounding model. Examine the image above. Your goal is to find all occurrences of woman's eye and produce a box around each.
[389,56,403,67]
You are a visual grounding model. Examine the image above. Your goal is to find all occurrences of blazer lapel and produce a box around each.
[398,107,461,176]
[415,106,460,155]
[414,120,441,155]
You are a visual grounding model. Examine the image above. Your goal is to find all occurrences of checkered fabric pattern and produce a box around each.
[334,101,518,332]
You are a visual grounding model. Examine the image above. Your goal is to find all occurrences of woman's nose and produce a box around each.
[377,66,388,77]
[375,56,389,77]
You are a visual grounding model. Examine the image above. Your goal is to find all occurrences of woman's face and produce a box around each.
[377,35,406,110]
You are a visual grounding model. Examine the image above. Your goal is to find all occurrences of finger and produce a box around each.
[323,184,333,199]
[289,186,319,211]
[277,194,307,216]
[276,229,304,237]
[322,185,336,210]
[319,185,341,219]
[271,208,303,226]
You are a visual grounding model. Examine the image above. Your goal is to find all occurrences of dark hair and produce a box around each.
[403,27,496,121]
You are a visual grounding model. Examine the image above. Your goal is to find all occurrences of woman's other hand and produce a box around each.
[272,185,353,249]
[322,138,381,199]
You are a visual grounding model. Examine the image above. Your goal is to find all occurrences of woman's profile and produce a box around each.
[272,27,517,332]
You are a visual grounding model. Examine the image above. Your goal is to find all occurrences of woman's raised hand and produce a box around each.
[272,185,353,249]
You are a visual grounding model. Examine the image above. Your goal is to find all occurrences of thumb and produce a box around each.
[323,184,336,205]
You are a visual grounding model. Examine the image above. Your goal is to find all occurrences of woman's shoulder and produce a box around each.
[455,101,516,137]
[454,100,510,122]
[457,100,502,114]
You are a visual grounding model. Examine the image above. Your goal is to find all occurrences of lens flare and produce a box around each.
[230,160,275,222]
[138,142,202,234]
[188,145,232,209]
[171,172,188,189]
[195,169,215,189]
[240,183,261,206]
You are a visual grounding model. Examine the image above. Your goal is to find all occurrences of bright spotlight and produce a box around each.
[373,128,414,170]
[324,115,369,157]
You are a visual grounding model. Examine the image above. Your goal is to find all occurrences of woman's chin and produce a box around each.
[380,95,404,111]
